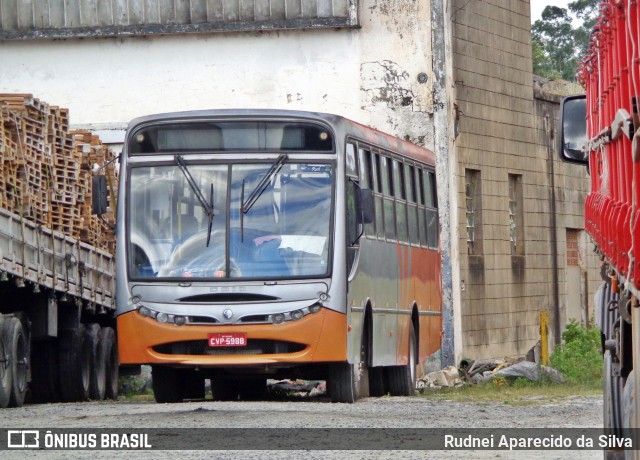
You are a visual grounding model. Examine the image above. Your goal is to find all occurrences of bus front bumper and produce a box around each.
[117,307,347,366]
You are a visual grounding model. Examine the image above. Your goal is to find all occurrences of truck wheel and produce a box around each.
[604,350,623,436]
[59,323,90,402]
[152,366,182,403]
[0,316,12,408]
[368,367,386,397]
[385,323,417,396]
[99,327,118,400]
[29,339,60,403]
[4,317,28,407]
[86,324,106,400]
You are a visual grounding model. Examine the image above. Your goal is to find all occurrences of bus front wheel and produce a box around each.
[329,362,361,403]
[152,366,182,403]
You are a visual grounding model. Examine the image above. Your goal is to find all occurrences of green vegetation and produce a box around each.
[423,321,603,405]
[532,0,598,80]
[550,319,602,386]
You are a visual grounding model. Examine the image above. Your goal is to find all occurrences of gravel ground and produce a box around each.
[0,394,604,459]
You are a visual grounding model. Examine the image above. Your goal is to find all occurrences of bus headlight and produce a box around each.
[309,303,322,314]
[174,316,187,326]
[272,313,285,324]
[156,312,169,323]
[291,310,304,321]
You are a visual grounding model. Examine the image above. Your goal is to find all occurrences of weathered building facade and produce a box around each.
[449,1,600,359]
[0,0,599,364]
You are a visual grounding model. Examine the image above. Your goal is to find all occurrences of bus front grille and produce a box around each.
[153,339,306,355]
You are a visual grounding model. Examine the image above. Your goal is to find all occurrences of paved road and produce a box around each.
[0,394,604,459]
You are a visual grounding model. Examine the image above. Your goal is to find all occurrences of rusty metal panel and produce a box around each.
[33,0,50,27]
[49,0,64,27]
[144,0,160,23]
[285,0,301,19]
[254,0,269,21]
[17,0,32,29]
[301,0,315,18]
[5,0,19,30]
[113,0,129,26]
[207,0,223,21]
[0,0,358,39]
[223,0,239,21]
[191,0,207,22]
[79,0,98,27]
[239,0,253,21]
[65,0,81,27]
[317,0,331,17]
[175,0,190,23]
[159,0,175,23]
[129,0,145,24]
[271,0,285,20]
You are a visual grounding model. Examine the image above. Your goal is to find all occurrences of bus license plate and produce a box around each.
[208,333,247,347]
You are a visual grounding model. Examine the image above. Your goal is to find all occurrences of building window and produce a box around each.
[465,169,482,255]
[508,174,524,256]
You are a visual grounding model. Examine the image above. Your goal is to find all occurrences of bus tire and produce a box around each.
[180,370,205,400]
[152,366,182,403]
[211,377,238,401]
[0,315,12,408]
[329,362,360,403]
[4,317,28,407]
[86,323,106,400]
[99,327,119,400]
[368,367,386,397]
[29,339,60,403]
[385,322,417,396]
[59,323,90,402]
[604,350,623,435]
[237,378,267,401]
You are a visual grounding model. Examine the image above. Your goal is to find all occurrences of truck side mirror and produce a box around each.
[559,95,588,165]
[92,176,108,217]
[359,188,374,224]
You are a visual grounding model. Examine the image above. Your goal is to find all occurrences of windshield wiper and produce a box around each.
[174,155,215,247]
[241,154,287,214]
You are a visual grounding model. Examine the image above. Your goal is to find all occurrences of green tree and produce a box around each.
[531,0,598,81]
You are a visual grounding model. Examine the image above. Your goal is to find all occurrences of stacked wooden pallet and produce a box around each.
[0,94,117,253]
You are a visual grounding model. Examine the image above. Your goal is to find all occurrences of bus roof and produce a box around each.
[126,109,435,166]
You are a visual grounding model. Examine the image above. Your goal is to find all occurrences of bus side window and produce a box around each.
[394,159,408,244]
[346,142,358,177]
[417,167,428,247]
[373,153,385,240]
[382,156,396,241]
[358,148,376,236]
[425,170,439,249]
[405,163,419,245]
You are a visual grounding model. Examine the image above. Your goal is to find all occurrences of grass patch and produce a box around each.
[421,378,602,406]
[422,321,603,406]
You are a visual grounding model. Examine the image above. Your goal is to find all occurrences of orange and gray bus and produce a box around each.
[110,109,442,403]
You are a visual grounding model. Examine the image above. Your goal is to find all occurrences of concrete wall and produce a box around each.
[0,0,434,147]
[450,0,600,359]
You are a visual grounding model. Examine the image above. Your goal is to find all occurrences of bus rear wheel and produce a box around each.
[385,323,417,396]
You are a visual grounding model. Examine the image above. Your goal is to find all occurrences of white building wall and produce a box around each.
[0,0,435,148]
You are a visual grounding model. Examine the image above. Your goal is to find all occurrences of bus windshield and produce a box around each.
[128,162,333,280]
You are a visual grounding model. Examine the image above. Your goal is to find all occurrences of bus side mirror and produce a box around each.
[92,176,108,217]
[559,95,588,165]
[359,188,375,224]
